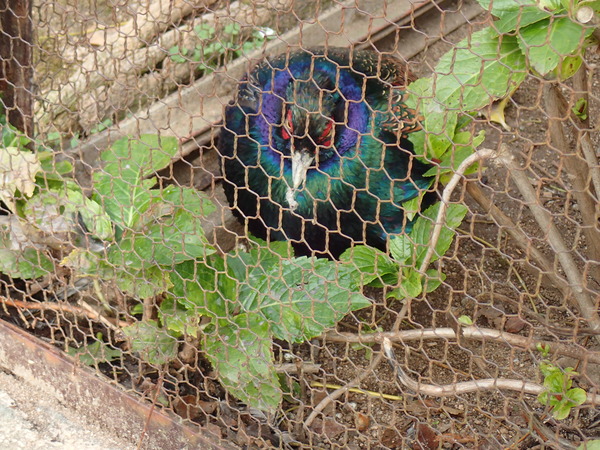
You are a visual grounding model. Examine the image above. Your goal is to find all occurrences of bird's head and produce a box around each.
[280,72,340,206]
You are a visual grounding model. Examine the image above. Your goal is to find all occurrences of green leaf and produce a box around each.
[516,18,588,75]
[0,246,54,279]
[435,27,527,111]
[340,245,399,286]
[389,235,414,265]
[67,333,123,366]
[24,186,114,241]
[203,313,281,412]
[248,257,371,342]
[423,130,485,178]
[118,209,214,267]
[424,268,446,293]
[171,259,230,318]
[458,315,474,325]
[93,135,178,228]
[566,387,587,406]
[115,265,172,299]
[158,297,201,337]
[494,6,552,33]
[388,269,423,299]
[194,24,215,40]
[409,203,469,267]
[122,320,179,366]
[578,440,600,450]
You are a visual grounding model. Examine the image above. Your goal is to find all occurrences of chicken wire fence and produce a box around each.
[0,0,599,448]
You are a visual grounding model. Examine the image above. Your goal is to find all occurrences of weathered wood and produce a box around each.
[0,0,34,136]
[0,318,237,450]
[70,0,439,170]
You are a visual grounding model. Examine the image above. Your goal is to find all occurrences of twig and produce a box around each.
[0,296,128,331]
[418,148,498,275]
[382,338,599,404]
[310,381,403,401]
[500,148,600,340]
[545,84,600,283]
[571,60,600,199]
[303,349,385,429]
[323,326,600,365]
[466,183,571,296]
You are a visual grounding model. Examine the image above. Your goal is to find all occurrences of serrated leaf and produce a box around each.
[494,6,552,33]
[388,269,423,299]
[115,265,172,299]
[120,209,214,267]
[516,18,588,76]
[424,268,446,293]
[340,245,399,286]
[248,257,371,342]
[203,314,281,412]
[93,135,178,228]
[171,259,230,317]
[25,186,113,241]
[122,320,179,365]
[389,235,414,265]
[435,27,527,111]
[423,131,485,179]
[0,246,54,279]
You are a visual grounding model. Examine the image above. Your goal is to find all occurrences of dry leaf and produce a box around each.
[0,147,40,213]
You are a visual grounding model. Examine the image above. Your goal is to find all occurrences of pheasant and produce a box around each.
[218,47,435,258]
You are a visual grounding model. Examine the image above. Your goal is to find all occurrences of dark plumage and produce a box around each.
[218,47,435,258]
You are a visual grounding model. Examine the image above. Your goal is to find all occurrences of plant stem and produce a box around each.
[501,148,600,340]
[418,148,498,275]
[545,84,600,283]
[466,182,570,296]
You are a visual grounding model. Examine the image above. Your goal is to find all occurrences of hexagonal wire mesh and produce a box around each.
[0,0,598,447]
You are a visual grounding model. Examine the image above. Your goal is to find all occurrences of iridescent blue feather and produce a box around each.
[218,47,435,258]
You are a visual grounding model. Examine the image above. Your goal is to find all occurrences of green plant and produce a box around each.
[537,363,586,420]
[169,23,273,72]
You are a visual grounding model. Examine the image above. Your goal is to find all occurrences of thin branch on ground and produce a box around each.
[382,338,599,405]
[303,302,409,429]
[303,350,385,429]
[500,147,600,340]
[0,296,128,331]
[323,326,600,365]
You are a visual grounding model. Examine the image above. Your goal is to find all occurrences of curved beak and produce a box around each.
[291,149,314,190]
[286,149,314,211]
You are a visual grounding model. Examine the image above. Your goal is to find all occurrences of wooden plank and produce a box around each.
[70,0,438,173]
[0,318,237,450]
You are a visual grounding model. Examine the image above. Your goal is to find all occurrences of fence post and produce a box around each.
[0,0,34,137]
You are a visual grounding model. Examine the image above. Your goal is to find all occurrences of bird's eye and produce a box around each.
[281,109,293,140]
[318,120,334,147]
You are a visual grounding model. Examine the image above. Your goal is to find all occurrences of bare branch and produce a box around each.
[323,326,600,365]
[418,148,498,275]
[383,338,599,404]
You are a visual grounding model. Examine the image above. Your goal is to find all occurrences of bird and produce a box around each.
[217,47,436,258]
